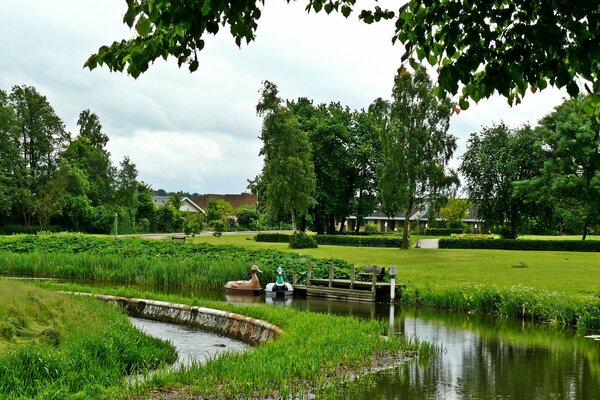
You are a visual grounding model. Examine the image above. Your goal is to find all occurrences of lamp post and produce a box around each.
[415,212,421,248]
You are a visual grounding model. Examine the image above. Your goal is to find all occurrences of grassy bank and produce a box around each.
[37,282,426,399]
[0,280,176,399]
[2,233,599,329]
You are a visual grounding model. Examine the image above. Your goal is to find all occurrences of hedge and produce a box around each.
[439,238,600,252]
[255,233,404,248]
[316,235,403,248]
[254,233,291,243]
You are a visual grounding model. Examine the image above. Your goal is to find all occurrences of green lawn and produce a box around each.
[191,234,600,298]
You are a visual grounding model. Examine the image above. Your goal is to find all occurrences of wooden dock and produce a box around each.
[292,262,399,302]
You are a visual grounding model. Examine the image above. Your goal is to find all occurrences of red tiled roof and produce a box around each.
[193,193,257,210]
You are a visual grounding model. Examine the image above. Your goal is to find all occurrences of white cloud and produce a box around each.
[0,0,568,193]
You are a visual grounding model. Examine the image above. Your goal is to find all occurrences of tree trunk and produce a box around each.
[402,197,414,249]
[327,213,336,235]
[300,214,307,232]
[389,219,396,232]
[355,217,361,233]
[290,206,296,232]
[582,214,589,240]
[339,216,346,233]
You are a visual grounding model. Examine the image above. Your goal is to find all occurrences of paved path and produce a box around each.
[416,238,439,249]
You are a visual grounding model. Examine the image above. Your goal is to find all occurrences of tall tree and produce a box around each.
[0,89,19,219]
[349,103,383,233]
[9,85,68,225]
[87,1,599,108]
[379,67,456,248]
[289,99,354,234]
[115,156,139,209]
[461,123,547,238]
[257,81,315,231]
[77,109,109,150]
[522,96,600,239]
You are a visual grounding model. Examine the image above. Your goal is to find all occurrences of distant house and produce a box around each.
[344,203,485,233]
[152,196,206,214]
[193,193,257,210]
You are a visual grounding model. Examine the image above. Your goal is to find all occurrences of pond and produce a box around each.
[131,289,600,399]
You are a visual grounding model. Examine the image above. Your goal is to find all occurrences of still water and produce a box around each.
[130,317,248,369]
[137,288,600,400]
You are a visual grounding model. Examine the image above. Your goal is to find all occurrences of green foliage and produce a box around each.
[0,281,176,398]
[87,0,600,111]
[518,96,600,239]
[183,212,204,236]
[401,283,589,328]
[363,224,379,234]
[316,234,403,248]
[378,67,457,248]
[420,228,466,236]
[289,231,318,249]
[439,198,470,225]
[154,205,185,233]
[387,2,600,105]
[0,234,353,287]
[211,219,225,237]
[236,208,258,229]
[461,124,548,239]
[257,81,316,230]
[439,238,600,252]
[254,233,291,243]
[205,199,234,223]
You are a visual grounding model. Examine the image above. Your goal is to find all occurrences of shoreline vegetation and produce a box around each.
[0,233,599,330]
[3,281,425,399]
[0,280,176,399]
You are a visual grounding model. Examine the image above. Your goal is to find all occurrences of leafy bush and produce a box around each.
[183,213,204,235]
[363,224,379,233]
[211,219,225,237]
[236,208,258,229]
[289,231,318,249]
[439,238,600,252]
[316,234,403,248]
[254,233,291,243]
[424,227,466,236]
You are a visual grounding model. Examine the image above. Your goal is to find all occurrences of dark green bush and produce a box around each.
[289,232,318,249]
[254,233,291,243]
[316,235,403,247]
[439,238,600,252]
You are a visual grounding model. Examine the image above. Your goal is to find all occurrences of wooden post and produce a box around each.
[292,273,298,285]
[350,264,355,289]
[372,265,377,297]
[328,262,334,288]
[307,261,312,287]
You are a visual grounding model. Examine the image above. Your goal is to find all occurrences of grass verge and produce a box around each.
[37,282,427,399]
[0,280,176,399]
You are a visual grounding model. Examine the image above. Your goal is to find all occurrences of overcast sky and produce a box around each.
[0,1,568,194]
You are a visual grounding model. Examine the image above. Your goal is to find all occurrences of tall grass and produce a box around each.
[0,281,176,399]
[401,283,600,330]
[47,284,427,399]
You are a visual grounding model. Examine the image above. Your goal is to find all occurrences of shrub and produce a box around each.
[254,233,291,243]
[439,238,600,252]
[424,227,466,236]
[183,213,204,236]
[289,231,318,249]
[363,224,379,233]
[236,209,258,229]
[316,235,403,248]
[211,220,225,237]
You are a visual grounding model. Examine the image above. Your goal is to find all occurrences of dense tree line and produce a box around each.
[0,85,187,234]
[462,95,600,239]
[253,69,458,247]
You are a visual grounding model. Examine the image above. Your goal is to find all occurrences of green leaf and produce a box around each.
[459,98,470,110]
[428,54,437,66]
[201,1,211,15]
[136,16,152,38]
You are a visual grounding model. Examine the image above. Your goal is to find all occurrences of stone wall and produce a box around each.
[75,293,283,344]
